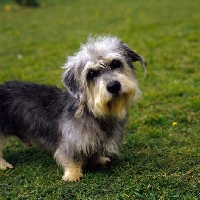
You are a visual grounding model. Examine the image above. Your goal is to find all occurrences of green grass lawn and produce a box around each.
[0,0,199,199]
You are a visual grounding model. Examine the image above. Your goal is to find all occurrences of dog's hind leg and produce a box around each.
[0,133,13,170]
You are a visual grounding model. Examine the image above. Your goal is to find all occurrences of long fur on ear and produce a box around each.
[74,100,85,118]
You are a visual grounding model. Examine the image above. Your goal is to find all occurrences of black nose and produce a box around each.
[106,81,121,95]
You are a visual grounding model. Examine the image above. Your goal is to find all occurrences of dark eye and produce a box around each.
[87,70,99,79]
[110,59,121,70]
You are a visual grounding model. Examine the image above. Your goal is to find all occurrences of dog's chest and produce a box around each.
[78,117,125,155]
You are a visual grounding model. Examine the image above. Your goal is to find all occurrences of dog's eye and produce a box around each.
[87,70,99,79]
[110,59,121,70]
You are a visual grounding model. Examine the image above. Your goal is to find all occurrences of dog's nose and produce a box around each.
[106,81,121,95]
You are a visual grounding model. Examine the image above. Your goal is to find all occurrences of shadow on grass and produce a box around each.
[2,139,199,199]
[4,145,57,173]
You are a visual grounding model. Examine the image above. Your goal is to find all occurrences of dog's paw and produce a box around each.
[62,164,83,182]
[62,170,83,182]
[0,158,14,170]
[96,156,111,166]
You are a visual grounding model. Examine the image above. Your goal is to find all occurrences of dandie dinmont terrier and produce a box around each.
[0,36,146,181]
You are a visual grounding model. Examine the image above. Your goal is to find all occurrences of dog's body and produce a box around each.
[0,36,146,181]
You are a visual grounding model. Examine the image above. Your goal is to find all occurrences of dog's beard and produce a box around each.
[87,74,140,119]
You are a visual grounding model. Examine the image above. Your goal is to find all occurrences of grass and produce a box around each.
[0,0,199,199]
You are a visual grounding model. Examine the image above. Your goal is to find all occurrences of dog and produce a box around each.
[0,36,146,181]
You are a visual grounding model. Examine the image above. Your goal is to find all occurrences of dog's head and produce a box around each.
[62,36,146,119]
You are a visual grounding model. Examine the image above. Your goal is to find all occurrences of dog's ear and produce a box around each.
[121,42,147,75]
[63,66,86,118]
[62,67,79,98]
[62,67,86,117]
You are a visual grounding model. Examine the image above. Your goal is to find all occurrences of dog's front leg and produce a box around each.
[62,161,83,182]
[54,147,84,181]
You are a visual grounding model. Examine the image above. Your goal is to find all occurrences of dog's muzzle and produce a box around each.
[106,81,121,95]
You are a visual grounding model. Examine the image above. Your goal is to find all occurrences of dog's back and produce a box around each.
[0,81,64,150]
